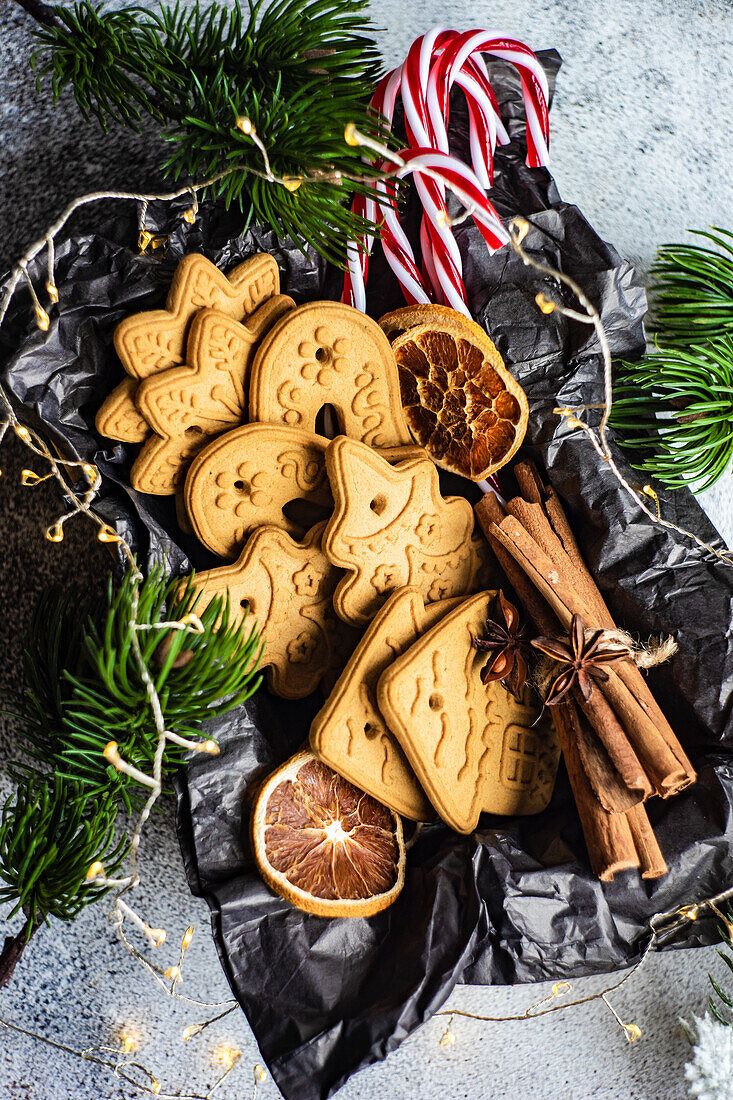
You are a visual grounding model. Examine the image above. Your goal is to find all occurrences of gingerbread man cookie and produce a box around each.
[129,296,294,495]
[323,436,490,626]
[187,521,341,699]
[248,302,412,447]
[96,252,280,444]
[310,587,462,821]
[377,592,560,832]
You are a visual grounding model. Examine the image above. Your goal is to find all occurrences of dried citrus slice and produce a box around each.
[251,750,406,917]
[378,303,474,343]
[388,309,529,481]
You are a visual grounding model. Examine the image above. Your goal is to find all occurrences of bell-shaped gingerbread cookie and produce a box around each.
[248,302,412,448]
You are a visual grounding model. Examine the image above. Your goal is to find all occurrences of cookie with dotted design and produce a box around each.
[187,521,343,700]
[248,301,412,447]
[376,591,560,832]
[96,252,280,444]
[310,587,462,821]
[129,295,294,495]
[323,436,491,626]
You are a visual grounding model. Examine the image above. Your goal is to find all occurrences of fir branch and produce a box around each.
[650,228,733,347]
[0,772,126,986]
[25,0,389,264]
[708,910,733,1025]
[16,565,263,806]
[609,337,733,492]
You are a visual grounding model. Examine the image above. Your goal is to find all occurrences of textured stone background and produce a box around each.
[0,2,732,1098]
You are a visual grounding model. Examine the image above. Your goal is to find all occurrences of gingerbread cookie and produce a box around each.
[187,521,342,699]
[377,592,560,832]
[323,436,490,626]
[248,302,412,447]
[310,587,462,821]
[185,424,332,555]
[130,296,295,495]
[96,252,280,444]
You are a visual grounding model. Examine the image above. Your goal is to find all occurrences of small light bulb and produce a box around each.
[202,740,219,755]
[82,462,99,483]
[536,292,556,315]
[149,928,167,947]
[236,116,254,135]
[14,425,32,444]
[35,304,50,331]
[254,1065,268,1082]
[179,612,204,633]
[687,905,699,921]
[181,926,194,950]
[566,417,581,430]
[439,1028,455,1047]
[281,176,303,193]
[46,521,64,543]
[552,981,571,997]
[436,209,448,226]
[151,1079,161,1094]
[623,1023,642,1043]
[46,280,59,304]
[182,1024,201,1043]
[183,206,197,225]
[164,966,181,981]
[103,741,119,763]
[122,1034,137,1055]
[97,524,121,543]
[86,861,105,881]
[344,122,359,146]
[21,468,42,486]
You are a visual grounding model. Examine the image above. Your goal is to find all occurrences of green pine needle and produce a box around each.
[30,0,389,265]
[0,773,126,932]
[650,228,733,347]
[708,908,733,1025]
[610,337,733,492]
[16,564,263,807]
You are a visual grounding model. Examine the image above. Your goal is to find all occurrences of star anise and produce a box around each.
[474,591,531,700]
[531,613,631,706]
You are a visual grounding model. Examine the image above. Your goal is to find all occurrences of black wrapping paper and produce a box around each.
[2,49,733,1100]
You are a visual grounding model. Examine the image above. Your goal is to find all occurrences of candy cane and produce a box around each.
[342,27,549,309]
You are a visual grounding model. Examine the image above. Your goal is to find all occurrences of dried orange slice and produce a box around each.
[251,750,406,917]
[384,306,529,481]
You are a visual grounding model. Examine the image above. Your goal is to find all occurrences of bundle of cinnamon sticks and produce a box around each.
[475,462,695,881]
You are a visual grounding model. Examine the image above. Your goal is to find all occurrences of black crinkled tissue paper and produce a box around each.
[2,49,732,1100]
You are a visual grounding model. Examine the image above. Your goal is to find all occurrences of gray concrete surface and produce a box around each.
[1,2,732,1098]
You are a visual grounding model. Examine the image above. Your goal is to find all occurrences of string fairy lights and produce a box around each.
[0,109,729,1099]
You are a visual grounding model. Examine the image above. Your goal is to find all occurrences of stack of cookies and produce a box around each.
[97,252,559,833]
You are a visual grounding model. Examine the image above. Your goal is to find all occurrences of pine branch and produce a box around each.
[15,564,263,806]
[610,338,733,492]
[650,228,733,347]
[25,0,390,265]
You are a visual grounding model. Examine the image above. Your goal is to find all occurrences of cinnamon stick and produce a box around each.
[474,493,560,636]
[625,803,668,879]
[575,686,653,805]
[490,514,694,797]
[551,701,638,881]
[513,462,695,782]
[570,694,645,813]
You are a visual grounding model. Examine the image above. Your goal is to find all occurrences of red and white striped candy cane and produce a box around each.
[432,31,550,167]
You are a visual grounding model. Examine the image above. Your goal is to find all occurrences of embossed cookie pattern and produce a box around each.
[376,591,560,832]
[310,587,462,821]
[323,436,489,625]
[96,252,280,444]
[185,424,332,556]
[248,302,412,448]
[187,521,340,699]
[130,297,294,495]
